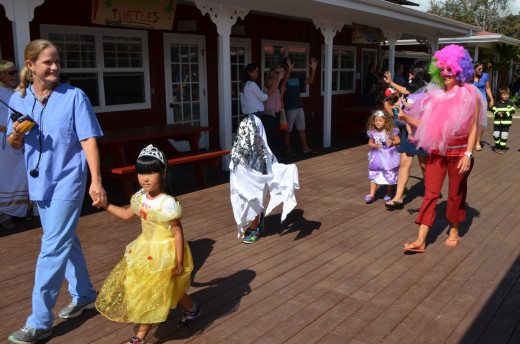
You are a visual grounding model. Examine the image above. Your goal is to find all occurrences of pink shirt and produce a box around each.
[263,89,282,117]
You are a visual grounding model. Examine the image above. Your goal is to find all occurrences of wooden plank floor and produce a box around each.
[2,118,520,344]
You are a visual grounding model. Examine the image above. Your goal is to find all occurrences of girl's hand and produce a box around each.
[309,57,318,70]
[278,70,286,82]
[386,140,392,147]
[457,156,471,175]
[384,71,392,84]
[172,263,184,276]
[408,134,414,141]
[372,142,381,149]
[286,57,294,70]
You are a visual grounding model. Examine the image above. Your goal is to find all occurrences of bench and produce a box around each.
[105,150,230,198]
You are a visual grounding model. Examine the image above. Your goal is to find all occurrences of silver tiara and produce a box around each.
[373,110,385,117]
[138,144,166,165]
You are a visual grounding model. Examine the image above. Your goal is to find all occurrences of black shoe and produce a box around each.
[178,304,201,329]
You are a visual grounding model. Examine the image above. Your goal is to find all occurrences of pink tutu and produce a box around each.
[406,83,487,154]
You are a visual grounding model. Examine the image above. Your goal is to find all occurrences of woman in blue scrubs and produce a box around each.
[6,39,106,344]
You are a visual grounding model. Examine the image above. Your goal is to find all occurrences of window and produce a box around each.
[321,46,356,95]
[41,24,150,113]
[261,40,310,97]
[231,38,251,133]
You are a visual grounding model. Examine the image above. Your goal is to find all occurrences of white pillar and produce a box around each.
[493,52,499,92]
[427,35,439,55]
[313,19,342,148]
[473,45,479,61]
[384,31,401,77]
[0,0,44,69]
[195,2,248,170]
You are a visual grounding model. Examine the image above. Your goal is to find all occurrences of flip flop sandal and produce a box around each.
[445,238,460,247]
[385,200,404,209]
[403,243,425,253]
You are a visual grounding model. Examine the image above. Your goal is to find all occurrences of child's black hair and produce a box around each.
[135,148,175,196]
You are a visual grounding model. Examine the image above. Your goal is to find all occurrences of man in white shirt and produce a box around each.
[0,59,29,229]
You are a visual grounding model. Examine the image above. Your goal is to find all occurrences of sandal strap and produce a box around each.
[128,337,146,344]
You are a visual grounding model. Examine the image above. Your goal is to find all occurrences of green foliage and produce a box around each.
[500,14,520,39]
[489,43,520,88]
[489,43,519,72]
[428,0,511,33]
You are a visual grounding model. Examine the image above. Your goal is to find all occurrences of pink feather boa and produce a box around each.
[405,82,487,155]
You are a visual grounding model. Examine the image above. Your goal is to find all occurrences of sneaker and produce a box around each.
[498,149,505,154]
[8,325,51,344]
[127,336,146,344]
[243,230,260,244]
[58,301,96,319]
[177,304,201,329]
[0,213,16,230]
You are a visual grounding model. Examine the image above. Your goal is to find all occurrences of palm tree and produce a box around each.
[489,43,520,91]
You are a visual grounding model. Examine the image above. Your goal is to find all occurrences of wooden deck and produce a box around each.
[2,119,520,344]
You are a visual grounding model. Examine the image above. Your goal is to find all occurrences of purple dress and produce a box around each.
[367,128,400,185]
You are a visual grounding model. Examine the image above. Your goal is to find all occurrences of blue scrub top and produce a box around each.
[473,72,489,97]
[7,83,103,201]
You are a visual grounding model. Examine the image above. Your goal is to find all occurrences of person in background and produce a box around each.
[393,63,406,87]
[262,65,284,152]
[383,65,429,209]
[365,62,378,93]
[281,56,319,156]
[0,59,29,230]
[473,61,494,151]
[7,39,106,344]
[491,87,515,154]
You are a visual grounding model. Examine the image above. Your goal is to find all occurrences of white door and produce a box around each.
[230,38,251,134]
[163,34,208,150]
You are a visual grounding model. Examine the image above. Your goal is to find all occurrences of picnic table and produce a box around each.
[98,123,229,197]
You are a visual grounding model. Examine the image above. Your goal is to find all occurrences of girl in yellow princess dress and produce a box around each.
[96,145,200,344]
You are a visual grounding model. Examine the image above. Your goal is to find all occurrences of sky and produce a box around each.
[411,0,520,15]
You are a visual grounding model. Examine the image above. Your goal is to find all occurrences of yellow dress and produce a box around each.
[96,189,194,324]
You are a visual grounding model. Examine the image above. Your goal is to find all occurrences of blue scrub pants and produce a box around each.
[26,200,97,330]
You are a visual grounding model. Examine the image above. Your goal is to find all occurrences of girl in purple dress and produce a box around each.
[365,110,401,203]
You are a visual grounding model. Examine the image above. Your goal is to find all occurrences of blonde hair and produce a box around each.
[264,65,281,90]
[16,39,56,98]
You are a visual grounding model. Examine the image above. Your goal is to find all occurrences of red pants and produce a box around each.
[415,153,473,227]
